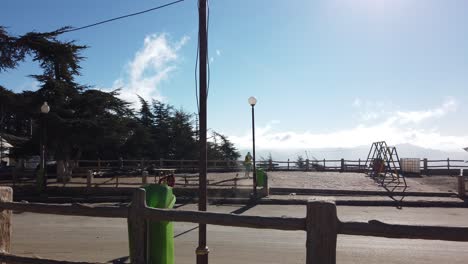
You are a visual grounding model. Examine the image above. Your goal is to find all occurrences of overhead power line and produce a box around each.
[62,0,185,33]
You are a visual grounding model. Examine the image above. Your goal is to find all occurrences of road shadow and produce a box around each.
[108,256,129,264]
[174,225,199,238]
[230,202,257,215]
[173,203,257,239]
[368,173,408,205]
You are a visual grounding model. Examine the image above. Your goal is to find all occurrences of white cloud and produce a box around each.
[351,97,458,125]
[16,80,40,92]
[229,98,466,151]
[105,33,189,108]
[269,120,281,125]
[395,97,457,124]
[352,98,391,121]
[352,98,361,107]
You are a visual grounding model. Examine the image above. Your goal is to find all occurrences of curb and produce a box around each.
[269,187,456,197]
[182,197,468,208]
[14,195,468,208]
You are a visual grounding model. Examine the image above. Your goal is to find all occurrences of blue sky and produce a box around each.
[1,0,468,154]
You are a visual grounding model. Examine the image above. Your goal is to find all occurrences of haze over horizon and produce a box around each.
[239,143,468,162]
[2,0,468,153]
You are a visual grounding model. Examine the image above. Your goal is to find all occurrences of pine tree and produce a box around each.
[169,109,197,159]
[152,100,172,159]
[2,27,134,181]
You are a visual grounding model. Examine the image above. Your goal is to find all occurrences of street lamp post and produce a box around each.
[248,96,257,198]
[38,102,50,192]
[196,0,209,263]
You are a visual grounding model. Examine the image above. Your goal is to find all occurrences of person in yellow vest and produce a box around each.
[244,152,253,178]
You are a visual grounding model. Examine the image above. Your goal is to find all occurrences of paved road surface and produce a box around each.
[11,204,468,263]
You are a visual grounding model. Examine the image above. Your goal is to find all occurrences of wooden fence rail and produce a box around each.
[141,206,305,231]
[71,158,468,174]
[11,158,468,186]
[1,187,468,264]
[0,201,128,218]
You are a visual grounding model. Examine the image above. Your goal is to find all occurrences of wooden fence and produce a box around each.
[76,159,242,173]
[0,187,468,264]
[73,158,468,174]
[8,158,468,183]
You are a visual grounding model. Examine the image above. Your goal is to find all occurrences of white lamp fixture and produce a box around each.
[248,96,257,106]
[41,102,50,114]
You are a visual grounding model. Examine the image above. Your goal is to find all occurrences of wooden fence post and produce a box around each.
[128,188,147,264]
[458,170,465,199]
[323,159,326,169]
[87,170,93,188]
[306,199,337,264]
[119,158,124,169]
[263,172,269,197]
[340,159,345,173]
[0,187,12,258]
[358,158,361,172]
[306,159,310,171]
[423,158,428,175]
[12,168,17,188]
[447,158,451,176]
[287,159,290,171]
[142,170,148,185]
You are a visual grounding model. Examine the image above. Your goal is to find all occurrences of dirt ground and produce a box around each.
[412,175,465,193]
[5,171,468,263]
[7,170,464,194]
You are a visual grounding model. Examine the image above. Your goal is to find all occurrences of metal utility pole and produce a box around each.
[196,0,209,263]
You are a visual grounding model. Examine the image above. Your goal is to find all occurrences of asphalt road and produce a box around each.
[11,204,468,264]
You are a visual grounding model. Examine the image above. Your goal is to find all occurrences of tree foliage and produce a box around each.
[0,26,240,167]
[296,155,305,169]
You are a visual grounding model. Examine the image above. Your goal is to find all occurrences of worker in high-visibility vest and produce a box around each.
[244,152,253,178]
